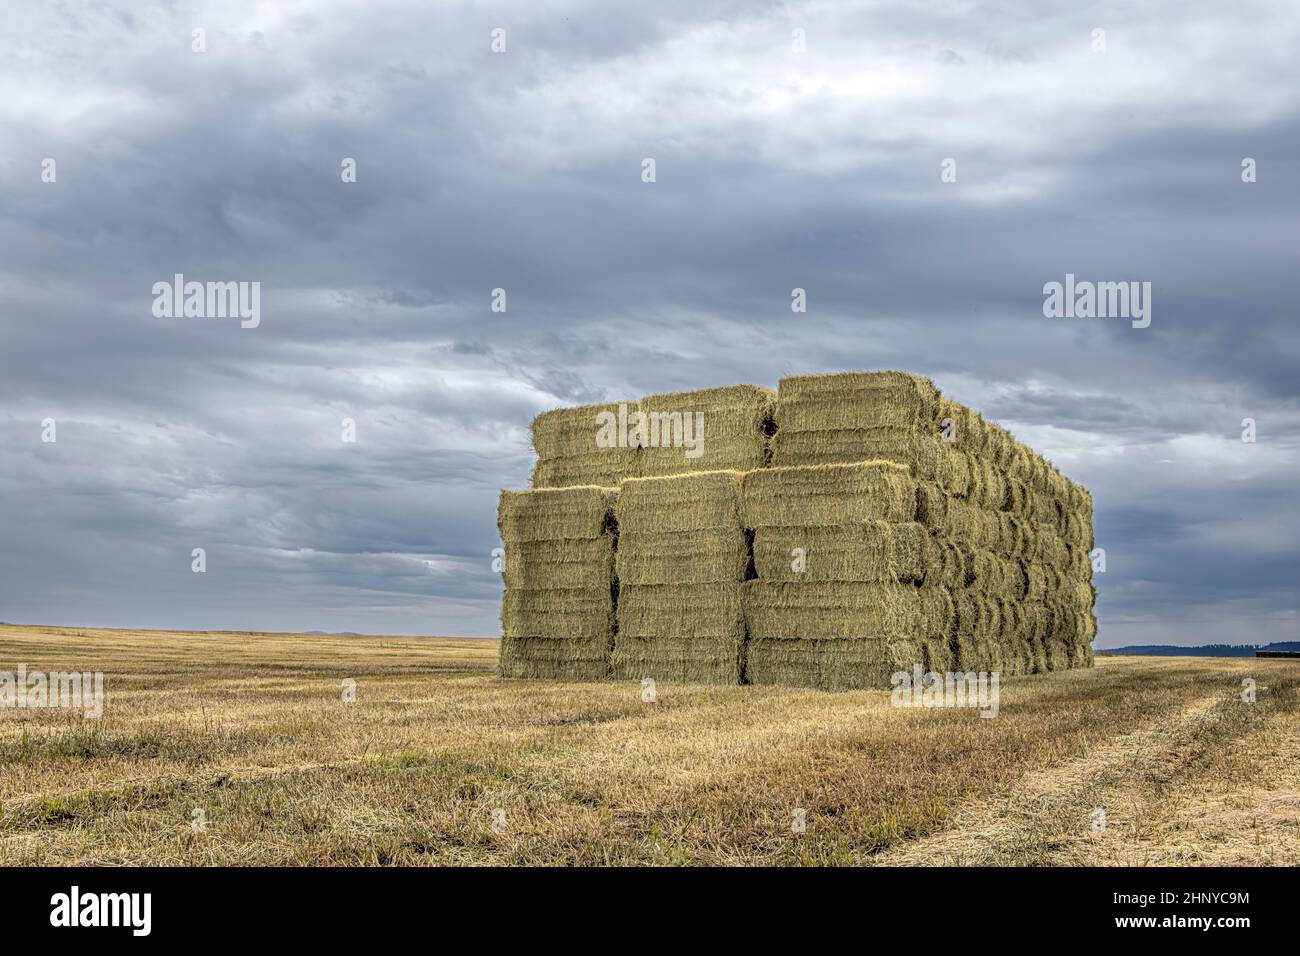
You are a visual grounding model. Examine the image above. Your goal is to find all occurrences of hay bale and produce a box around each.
[499,637,612,681]
[775,371,941,432]
[618,583,744,640]
[939,399,994,456]
[998,602,1033,676]
[616,470,743,534]
[637,385,773,477]
[610,635,743,683]
[1043,636,1072,671]
[1026,634,1048,673]
[1063,512,1093,550]
[1027,456,1048,492]
[965,547,1021,599]
[740,461,915,528]
[1030,488,1059,529]
[743,580,927,639]
[922,637,955,674]
[1032,526,1070,570]
[996,513,1032,560]
[501,588,613,641]
[1042,466,1071,506]
[1058,579,1096,613]
[953,591,1002,640]
[926,535,967,589]
[915,480,946,527]
[1065,543,1093,580]
[530,402,642,489]
[639,439,765,478]
[1067,481,1094,523]
[502,538,613,591]
[746,636,924,690]
[498,486,616,542]
[1006,445,1034,483]
[769,427,899,467]
[1002,476,1031,517]
[641,384,774,438]
[981,422,1015,470]
[1001,636,1033,676]
[941,497,1000,551]
[966,455,1006,511]
[953,633,999,673]
[617,528,747,586]
[1022,561,1052,603]
[772,430,969,495]
[532,453,638,490]
[751,521,930,584]
[918,585,957,638]
[1071,642,1094,667]
[1077,606,1097,640]
[531,402,625,458]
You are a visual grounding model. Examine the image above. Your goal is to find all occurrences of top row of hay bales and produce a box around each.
[772,372,1089,523]
[530,373,1089,525]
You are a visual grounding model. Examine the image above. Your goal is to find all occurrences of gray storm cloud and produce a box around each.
[1,0,1296,644]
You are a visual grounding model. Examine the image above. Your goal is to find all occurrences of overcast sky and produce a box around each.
[1,1,1297,646]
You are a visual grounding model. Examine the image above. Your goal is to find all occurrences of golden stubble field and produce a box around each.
[0,624,1296,866]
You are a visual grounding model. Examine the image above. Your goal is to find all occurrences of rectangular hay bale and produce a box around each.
[616,470,743,534]
[743,580,928,639]
[740,462,915,528]
[498,486,616,542]
[775,372,941,432]
[616,528,747,586]
[751,521,929,584]
[746,636,924,690]
[636,385,773,477]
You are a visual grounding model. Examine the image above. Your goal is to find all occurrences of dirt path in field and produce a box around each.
[871,690,1243,865]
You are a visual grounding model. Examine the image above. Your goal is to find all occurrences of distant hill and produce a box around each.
[1100,642,1300,658]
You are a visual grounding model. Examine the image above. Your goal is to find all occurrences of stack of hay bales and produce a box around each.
[768,372,1094,679]
[499,371,1094,689]
[497,486,617,679]
[611,471,747,683]
[739,461,957,690]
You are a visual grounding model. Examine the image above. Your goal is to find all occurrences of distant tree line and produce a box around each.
[1102,642,1300,657]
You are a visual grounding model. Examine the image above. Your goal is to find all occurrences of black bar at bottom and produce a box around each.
[0,866,1277,940]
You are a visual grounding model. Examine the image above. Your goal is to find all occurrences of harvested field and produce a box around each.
[2,625,1294,867]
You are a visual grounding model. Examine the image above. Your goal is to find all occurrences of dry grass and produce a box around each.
[0,624,1295,866]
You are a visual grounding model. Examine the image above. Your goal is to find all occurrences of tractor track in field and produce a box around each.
[871,691,1235,866]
